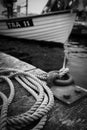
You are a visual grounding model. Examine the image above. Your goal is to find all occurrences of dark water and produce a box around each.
[66,36,87,89]
[0,35,87,89]
[0,36,64,71]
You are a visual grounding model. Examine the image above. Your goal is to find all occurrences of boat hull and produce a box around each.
[0,10,76,43]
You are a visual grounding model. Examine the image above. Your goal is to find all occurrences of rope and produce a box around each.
[0,92,8,130]
[0,68,54,130]
[35,55,69,82]
[0,55,70,129]
[0,76,15,130]
[0,76,15,105]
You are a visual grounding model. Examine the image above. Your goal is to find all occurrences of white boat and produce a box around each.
[0,0,76,44]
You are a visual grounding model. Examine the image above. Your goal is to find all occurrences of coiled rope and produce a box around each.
[0,68,54,130]
[0,92,8,130]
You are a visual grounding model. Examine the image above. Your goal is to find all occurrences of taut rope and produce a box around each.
[35,55,69,82]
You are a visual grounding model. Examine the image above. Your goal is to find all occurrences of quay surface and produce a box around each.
[0,52,87,130]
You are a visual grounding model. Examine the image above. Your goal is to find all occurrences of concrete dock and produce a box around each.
[0,52,87,130]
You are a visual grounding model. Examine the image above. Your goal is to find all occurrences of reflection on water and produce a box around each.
[66,37,87,88]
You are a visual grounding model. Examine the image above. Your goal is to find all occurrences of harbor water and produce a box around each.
[66,36,87,89]
[0,34,87,89]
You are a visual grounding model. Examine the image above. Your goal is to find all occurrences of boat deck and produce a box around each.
[0,52,87,130]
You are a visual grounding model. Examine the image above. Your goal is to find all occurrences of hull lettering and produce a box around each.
[7,19,33,29]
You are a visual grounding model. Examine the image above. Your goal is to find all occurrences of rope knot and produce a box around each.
[47,67,70,87]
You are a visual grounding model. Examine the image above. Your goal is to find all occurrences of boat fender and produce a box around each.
[47,72,74,87]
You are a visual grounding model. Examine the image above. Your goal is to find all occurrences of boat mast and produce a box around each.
[26,0,28,15]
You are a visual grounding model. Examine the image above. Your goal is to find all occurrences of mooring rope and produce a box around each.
[0,55,69,129]
[0,92,8,130]
[35,55,69,82]
[0,68,54,130]
[0,76,15,105]
[0,76,15,130]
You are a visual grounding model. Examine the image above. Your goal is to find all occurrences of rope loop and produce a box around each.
[0,68,54,130]
[47,72,74,87]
